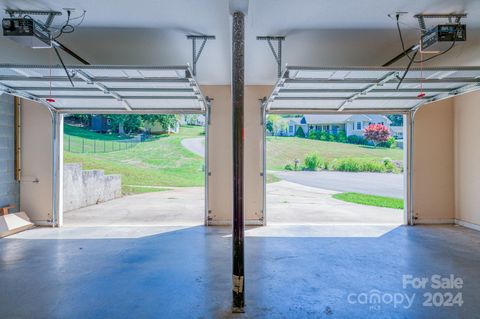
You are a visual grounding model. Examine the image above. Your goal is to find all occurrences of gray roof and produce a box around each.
[302,114,355,124]
[302,114,391,125]
[283,117,302,124]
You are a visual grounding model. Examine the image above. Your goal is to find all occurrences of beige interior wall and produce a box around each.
[202,85,271,225]
[453,91,480,227]
[202,86,232,224]
[244,86,273,223]
[19,100,53,224]
[413,99,455,223]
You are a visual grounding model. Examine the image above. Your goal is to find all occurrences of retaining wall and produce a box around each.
[63,163,121,212]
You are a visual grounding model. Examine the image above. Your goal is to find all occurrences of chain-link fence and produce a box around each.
[64,135,142,153]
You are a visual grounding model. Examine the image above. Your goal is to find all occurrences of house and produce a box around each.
[90,115,113,132]
[144,120,180,134]
[389,126,404,139]
[286,114,394,137]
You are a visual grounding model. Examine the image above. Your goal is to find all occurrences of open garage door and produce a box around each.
[263,65,480,226]
[266,66,480,114]
[0,64,209,226]
[0,64,207,114]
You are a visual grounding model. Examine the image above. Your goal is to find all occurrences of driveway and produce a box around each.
[64,187,205,226]
[181,137,205,157]
[267,181,403,225]
[64,181,402,226]
[274,171,404,198]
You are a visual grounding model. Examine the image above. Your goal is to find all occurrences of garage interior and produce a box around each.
[1,1,480,318]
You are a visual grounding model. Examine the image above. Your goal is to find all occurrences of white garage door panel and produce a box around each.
[267,66,480,113]
[0,64,206,113]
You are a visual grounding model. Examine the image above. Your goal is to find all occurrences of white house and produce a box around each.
[179,114,206,126]
[286,114,394,137]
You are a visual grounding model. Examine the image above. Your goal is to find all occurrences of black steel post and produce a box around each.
[232,10,245,313]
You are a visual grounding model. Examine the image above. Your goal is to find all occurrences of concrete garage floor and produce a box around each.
[64,181,402,226]
[1,225,480,318]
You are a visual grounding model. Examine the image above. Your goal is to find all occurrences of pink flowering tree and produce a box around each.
[364,124,390,146]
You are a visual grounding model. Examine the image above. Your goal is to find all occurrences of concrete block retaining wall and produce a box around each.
[63,163,121,212]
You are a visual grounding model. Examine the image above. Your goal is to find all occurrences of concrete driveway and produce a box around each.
[64,187,205,226]
[64,181,402,226]
[274,171,404,198]
[181,137,205,157]
[267,181,403,225]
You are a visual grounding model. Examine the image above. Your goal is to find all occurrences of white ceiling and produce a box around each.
[1,0,480,84]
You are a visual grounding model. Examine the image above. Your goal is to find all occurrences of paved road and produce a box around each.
[181,137,205,157]
[274,171,404,198]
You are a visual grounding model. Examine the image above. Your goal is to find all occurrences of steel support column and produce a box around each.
[231,10,245,313]
[204,98,211,226]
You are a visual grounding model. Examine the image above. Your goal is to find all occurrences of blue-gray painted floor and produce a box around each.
[1,225,480,318]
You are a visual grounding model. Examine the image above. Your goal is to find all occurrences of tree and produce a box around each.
[272,118,288,136]
[107,115,142,134]
[364,124,391,146]
[295,126,305,137]
[266,115,280,134]
[387,114,403,126]
[106,114,177,134]
[66,114,91,126]
[183,114,199,125]
[141,115,177,131]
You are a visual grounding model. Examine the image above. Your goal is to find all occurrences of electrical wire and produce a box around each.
[387,13,427,32]
[53,10,75,40]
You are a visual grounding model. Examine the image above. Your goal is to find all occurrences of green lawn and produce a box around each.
[64,124,160,153]
[332,192,404,209]
[64,125,205,194]
[267,136,403,171]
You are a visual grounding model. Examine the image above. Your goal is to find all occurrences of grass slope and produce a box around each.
[64,124,131,140]
[267,136,403,171]
[332,192,404,209]
[64,125,205,194]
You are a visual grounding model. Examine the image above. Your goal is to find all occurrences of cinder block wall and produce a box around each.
[63,163,121,212]
[0,94,19,210]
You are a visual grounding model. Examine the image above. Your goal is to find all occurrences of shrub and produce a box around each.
[336,131,347,143]
[327,133,336,141]
[331,158,362,172]
[378,136,396,148]
[383,158,396,172]
[284,164,294,171]
[360,160,386,173]
[347,135,367,145]
[364,124,391,146]
[319,131,328,141]
[295,126,305,138]
[304,153,323,171]
[329,158,387,173]
[308,130,316,139]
